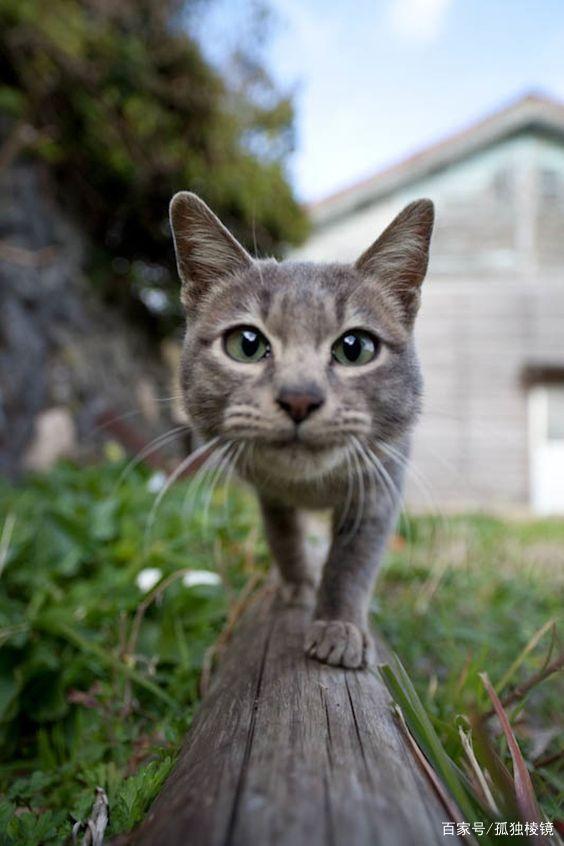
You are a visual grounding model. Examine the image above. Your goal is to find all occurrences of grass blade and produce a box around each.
[395,705,470,831]
[479,672,546,839]
[458,725,500,815]
[379,655,481,823]
[495,618,556,694]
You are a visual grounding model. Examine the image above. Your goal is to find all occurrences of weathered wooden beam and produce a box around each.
[117,587,448,846]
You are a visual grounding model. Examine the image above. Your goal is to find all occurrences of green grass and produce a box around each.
[377,513,563,829]
[0,456,562,843]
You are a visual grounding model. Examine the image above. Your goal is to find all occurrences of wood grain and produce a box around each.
[118,590,449,846]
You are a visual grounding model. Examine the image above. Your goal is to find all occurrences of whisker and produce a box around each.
[371,446,419,564]
[354,438,390,509]
[376,440,446,527]
[113,425,189,492]
[223,424,269,434]
[411,439,461,484]
[356,438,400,510]
[182,440,233,521]
[180,451,219,518]
[93,395,186,434]
[224,403,261,414]
[314,429,370,442]
[223,420,265,429]
[243,440,256,481]
[153,394,185,403]
[143,436,220,547]
[221,441,245,520]
[347,440,366,540]
[337,444,355,536]
[201,442,238,532]
[96,408,147,431]
[352,437,417,567]
[369,439,448,569]
[340,411,371,423]
[224,410,262,420]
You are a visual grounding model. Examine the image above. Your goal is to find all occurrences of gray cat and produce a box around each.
[169,192,434,669]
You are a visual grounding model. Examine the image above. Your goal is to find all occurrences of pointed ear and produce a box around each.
[169,192,252,308]
[355,199,434,324]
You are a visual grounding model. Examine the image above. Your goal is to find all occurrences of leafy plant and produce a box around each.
[0,455,268,842]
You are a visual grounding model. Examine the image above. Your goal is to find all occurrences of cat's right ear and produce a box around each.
[169,192,252,309]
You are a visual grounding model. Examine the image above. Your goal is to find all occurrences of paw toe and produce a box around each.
[342,623,365,668]
[304,620,371,669]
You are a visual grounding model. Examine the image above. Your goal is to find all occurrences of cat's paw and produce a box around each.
[278,580,316,608]
[304,620,373,669]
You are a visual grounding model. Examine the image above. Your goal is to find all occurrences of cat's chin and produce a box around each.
[251,440,347,482]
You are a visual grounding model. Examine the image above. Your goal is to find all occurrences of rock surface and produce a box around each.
[0,159,183,477]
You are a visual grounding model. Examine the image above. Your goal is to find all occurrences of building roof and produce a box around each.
[310,92,564,226]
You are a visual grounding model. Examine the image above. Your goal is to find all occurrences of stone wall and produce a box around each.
[0,158,185,478]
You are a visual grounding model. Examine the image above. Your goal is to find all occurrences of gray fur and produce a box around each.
[170,192,434,669]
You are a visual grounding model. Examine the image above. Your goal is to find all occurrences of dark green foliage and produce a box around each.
[0,0,309,331]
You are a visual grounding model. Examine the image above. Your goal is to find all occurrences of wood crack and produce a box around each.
[344,674,372,785]
[320,684,334,770]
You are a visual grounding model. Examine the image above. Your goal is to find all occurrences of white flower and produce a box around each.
[146,471,167,493]
[182,570,222,588]
[136,567,162,592]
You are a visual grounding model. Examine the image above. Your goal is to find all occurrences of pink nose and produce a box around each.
[276,387,325,423]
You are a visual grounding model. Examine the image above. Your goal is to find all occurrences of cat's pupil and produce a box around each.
[241,329,259,357]
[342,334,361,361]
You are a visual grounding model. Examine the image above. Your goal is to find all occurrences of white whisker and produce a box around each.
[94,395,185,433]
[221,441,245,521]
[201,442,238,532]
[352,436,417,564]
[113,425,189,493]
[182,440,233,521]
[354,437,397,511]
[376,439,446,527]
[347,440,366,540]
[144,436,220,547]
[337,444,355,536]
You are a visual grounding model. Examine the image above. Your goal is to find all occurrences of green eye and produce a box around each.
[332,330,379,366]
[224,326,270,363]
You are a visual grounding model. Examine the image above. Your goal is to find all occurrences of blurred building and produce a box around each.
[293,94,564,514]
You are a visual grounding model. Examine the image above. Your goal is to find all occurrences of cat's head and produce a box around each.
[170,192,434,482]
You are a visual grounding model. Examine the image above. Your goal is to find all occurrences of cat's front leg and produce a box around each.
[259,496,318,607]
[305,491,398,669]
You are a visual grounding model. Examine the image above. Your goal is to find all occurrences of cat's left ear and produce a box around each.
[355,199,434,324]
[169,192,252,309]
